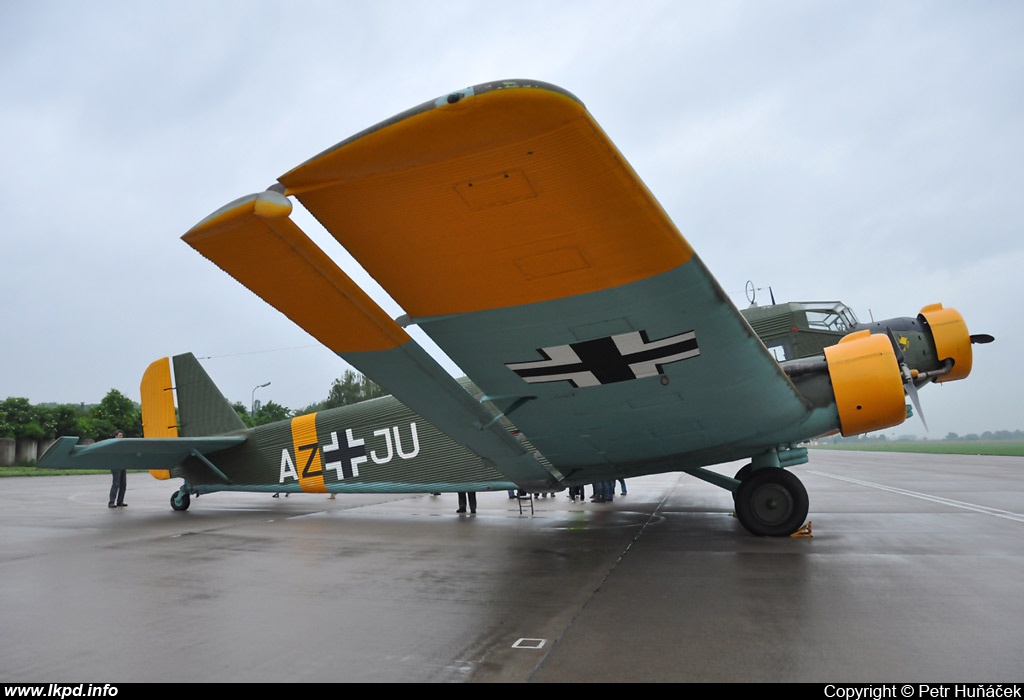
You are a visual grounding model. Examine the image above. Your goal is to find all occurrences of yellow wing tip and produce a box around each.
[184,191,293,241]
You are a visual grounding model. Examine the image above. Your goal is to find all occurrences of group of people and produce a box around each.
[568,478,626,503]
[457,479,628,514]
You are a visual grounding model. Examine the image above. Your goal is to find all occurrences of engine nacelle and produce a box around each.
[918,303,972,383]
[824,330,907,436]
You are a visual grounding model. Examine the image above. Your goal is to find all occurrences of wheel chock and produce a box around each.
[790,521,813,538]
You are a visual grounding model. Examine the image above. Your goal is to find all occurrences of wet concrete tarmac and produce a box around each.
[1,450,1021,682]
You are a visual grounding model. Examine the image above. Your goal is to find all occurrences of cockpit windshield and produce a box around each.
[793,302,859,333]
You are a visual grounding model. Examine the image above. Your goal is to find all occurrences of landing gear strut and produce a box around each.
[734,468,808,537]
[170,489,191,512]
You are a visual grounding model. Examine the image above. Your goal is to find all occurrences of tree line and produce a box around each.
[824,429,1024,444]
[232,370,386,428]
[0,370,384,440]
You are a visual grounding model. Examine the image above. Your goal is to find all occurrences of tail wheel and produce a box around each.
[170,491,191,512]
[735,469,808,536]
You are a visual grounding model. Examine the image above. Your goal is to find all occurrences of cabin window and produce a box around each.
[767,342,788,362]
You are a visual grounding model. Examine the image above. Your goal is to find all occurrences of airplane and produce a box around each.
[38,79,993,536]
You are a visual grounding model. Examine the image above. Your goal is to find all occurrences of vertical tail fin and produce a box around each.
[171,353,247,436]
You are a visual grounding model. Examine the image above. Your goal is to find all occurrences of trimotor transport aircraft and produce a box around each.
[38,80,992,536]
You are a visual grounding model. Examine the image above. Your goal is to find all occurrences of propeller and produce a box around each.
[971,334,995,344]
[885,327,928,431]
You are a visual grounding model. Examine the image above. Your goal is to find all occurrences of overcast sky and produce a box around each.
[2,0,1020,438]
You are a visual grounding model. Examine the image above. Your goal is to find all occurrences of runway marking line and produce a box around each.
[807,471,1024,523]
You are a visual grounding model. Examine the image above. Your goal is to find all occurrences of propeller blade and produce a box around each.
[906,381,928,432]
[970,333,995,344]
[887,326,928,430]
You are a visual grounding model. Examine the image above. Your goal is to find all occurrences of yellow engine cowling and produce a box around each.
[919,303,973,383]
[824,330,907,436]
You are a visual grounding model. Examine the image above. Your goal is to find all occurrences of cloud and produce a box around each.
[1,0,1019,439]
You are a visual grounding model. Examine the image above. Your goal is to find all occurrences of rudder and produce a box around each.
[140,356,179,480]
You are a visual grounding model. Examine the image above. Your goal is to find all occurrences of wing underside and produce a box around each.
[185,79,812,482]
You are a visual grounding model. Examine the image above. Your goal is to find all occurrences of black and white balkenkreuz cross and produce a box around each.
[506,330,699,388]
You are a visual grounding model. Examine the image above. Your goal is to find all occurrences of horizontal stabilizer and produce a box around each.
[38,436,246,472]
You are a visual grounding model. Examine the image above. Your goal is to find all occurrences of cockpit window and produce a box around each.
[799,302,859,332]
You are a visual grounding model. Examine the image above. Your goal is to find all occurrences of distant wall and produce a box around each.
[1,438,58,467]
[14,439,38,465]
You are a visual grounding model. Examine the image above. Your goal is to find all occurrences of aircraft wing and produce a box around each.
[183,193,557,489]
[186,80,812,482]
[38,436,246,472]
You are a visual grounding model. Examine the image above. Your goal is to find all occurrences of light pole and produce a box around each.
[251,382,271,419]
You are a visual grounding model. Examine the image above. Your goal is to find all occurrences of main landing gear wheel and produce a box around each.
[734,468,808,537]
[734,464,753,482]
[170,491,191,512]
[732,464,753,505]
